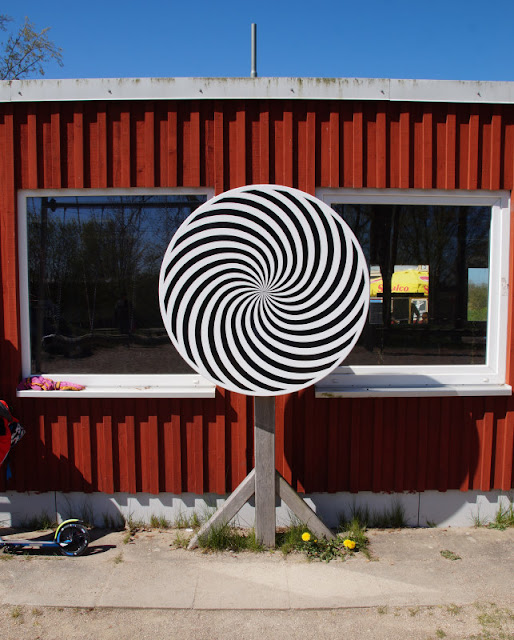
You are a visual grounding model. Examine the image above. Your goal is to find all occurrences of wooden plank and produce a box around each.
[258,102,270,184]
[489,107,502,191]
[471,397,485,490]
[213,102,224,194]
[399,108,410,188]
[372,397,384,492]
[73,104,84,188]
[276,473,334,540]
[329,106,340,187]
[497,403,514,490]
[187,469,255,549]
[381,399,396,491]
[144,103,155,186]
[0,105,20,395]
[184,102,200,187]
[352,104,364,188]
[254,396,276,547]
[230,392,247,487]
[459,399,473,492]
[234,102,246,188]
[305,106,316,194]
[293,390,306,493]
[438,398,450,492]
[375,107,387,188]
[426,398,441,489]
[416,398,429,491]
[394,396,406,492]
[282,103,293,187]
[274,393,286,478]
[349,399,361,493]
[27,104,39,188]
[493,398,508,489]
[50,106,61,188]
[448,397,463,489]
[326,397,339,493]
[479,399,495,491]
[281,392,293,486]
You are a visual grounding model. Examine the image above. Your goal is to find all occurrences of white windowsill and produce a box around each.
[17,384,216,399]
[315,384,512,398]
[16,374,216,399]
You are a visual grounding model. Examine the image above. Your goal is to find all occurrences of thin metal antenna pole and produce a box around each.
[251,23,257,78]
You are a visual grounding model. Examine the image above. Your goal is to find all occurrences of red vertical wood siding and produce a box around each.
[0,98,513,494]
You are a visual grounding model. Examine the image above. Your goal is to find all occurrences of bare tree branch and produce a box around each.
[0,14,63,80]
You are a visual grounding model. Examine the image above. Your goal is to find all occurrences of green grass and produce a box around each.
[20,511,56,531]
[149,514,172,529]
[440,549,461,561]
[172,531,190,548]
[276,523,306,555]
[197,522,265,552]
[487,500,514,531]
[338,499,407,530]
[276,519,370,562]
[173,510,203,530]
[102,512,125,530]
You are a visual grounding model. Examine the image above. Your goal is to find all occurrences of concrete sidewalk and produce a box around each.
[0,527,512,611]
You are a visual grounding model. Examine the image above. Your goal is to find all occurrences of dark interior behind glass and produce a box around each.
[333,204,490,366]
[27,195,206,375]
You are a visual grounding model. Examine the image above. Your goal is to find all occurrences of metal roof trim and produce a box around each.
[1,76,514,104]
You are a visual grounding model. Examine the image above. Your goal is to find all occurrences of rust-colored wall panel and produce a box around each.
[0,98,514,495]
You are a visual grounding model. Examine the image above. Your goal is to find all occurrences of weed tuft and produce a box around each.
[172,531,190,549]
[102,512,125,530]
[276,523,306,555]
[277,519,369,562]
[150,514,172,529]
[446,603,462,616]
[338,499,407,530]
[11,605,23,621]
[20,511,56,531]
[198,523,264,553]
[440,549,461,561]
[487,499,514,531]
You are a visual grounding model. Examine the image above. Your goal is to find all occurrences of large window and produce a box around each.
[18,189,215,397]
[316,189,511,397]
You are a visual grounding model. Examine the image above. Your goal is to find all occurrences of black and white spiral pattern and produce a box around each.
[159,185,369,396]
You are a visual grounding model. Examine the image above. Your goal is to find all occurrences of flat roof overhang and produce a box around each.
[2,77,514,104]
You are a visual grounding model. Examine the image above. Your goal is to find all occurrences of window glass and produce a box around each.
[332,204,490,366]
[26,195,207,375]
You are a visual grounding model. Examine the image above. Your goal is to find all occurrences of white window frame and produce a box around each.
[17,187,216,398]
[315,188,512,398]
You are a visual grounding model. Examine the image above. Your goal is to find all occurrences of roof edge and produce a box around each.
[1,77,514,104]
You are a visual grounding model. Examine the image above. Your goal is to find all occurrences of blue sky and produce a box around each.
[1,0,513,81]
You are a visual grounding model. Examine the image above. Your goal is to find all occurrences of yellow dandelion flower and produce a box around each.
[343,539,356,549]
[301,532,311,542]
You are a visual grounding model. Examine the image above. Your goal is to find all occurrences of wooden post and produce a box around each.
[187,395,335,550]
[254,396,276,547]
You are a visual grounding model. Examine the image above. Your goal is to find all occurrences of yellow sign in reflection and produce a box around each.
[370,269,429,297]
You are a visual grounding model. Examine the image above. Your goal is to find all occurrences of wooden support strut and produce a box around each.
[188,396,334,549]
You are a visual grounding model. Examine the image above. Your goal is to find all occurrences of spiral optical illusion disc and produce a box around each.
[159,185,369,396]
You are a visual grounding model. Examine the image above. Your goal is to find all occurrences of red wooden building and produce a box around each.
[0,77,513,527]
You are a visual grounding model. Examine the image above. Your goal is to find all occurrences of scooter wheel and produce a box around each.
[56,522,90,557]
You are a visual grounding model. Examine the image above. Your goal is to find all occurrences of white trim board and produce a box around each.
[2,77,514,104]
[0,490,511,529]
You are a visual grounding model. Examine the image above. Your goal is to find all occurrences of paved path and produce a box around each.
[0,526,512,611]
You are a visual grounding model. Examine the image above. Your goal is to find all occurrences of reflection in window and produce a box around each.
[332,204,490,366]
[27,195,207,375]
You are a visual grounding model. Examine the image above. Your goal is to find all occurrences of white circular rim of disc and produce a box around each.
[159,184,369,396]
